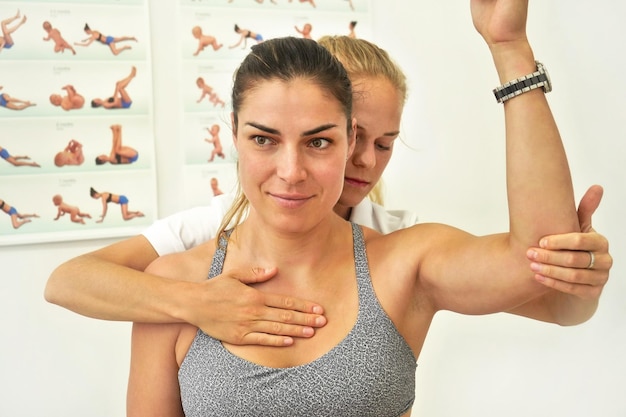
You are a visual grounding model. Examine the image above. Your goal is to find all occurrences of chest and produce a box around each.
[179,296,416,417]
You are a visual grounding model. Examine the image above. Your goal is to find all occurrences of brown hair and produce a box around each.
[216,37,354,242]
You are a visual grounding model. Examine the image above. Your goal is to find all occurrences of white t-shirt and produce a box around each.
[142,193,418,256]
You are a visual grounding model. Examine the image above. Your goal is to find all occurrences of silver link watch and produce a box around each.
[493,61,552,104]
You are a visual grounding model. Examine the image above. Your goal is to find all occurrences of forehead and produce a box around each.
[352,76,403,130]
[237,78,347,126]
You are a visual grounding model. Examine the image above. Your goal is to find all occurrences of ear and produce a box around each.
[347,117,357,159]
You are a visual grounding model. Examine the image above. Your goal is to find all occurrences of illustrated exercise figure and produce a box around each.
[0,9,27,52]
[74,23,137,56]
[50,85,84,111]
[91,66,136,109]
[196,77,225,107]
[348,21,357,38]
[54,139,84,167]
[0,146,40,167]
[210,177,223,196]
[95,124,138,165]
[90,187,144,223]
[0,198,39,229]
[204,124,225,162]
[191,26,223,56]
[52,195,91,224]
[294,23,313,39]
[229,24,264,49]
[42,21,76,55]
[0,86,36,110]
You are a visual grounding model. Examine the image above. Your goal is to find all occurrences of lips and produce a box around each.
[269,193,313,209]
[344,176,370,188]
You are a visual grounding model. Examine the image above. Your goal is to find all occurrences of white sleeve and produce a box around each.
[141,193,235,256]
[349,198,418,234]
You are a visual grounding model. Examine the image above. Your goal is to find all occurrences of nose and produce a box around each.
[350,138,376,169]
[276,146,307,185]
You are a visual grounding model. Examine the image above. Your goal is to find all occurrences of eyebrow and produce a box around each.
[356,124,400,137]
[246,122,339,137]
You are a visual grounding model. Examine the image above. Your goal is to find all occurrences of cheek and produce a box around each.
[323,156,349,191]
[375,152,393,175]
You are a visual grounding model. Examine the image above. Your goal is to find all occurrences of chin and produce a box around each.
[338,192,365,209]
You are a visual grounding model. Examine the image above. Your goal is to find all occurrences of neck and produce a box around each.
[232,212,350,270]
[333,203,352,220]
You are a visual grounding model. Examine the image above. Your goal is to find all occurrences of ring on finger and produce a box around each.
[586,251,595,269]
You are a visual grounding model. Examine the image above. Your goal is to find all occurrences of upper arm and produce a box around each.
[92,235,159,271]
[127,322,185,417]
[386,224,544,316]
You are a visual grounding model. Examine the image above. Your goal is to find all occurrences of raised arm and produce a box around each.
[403,0,580,320]
[229,34,245,49]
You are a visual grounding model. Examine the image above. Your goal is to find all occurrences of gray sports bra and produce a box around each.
[178,222,417,416]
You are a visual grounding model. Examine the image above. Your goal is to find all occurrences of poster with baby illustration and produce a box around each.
[178,0,373,208]
[0,0,156,245]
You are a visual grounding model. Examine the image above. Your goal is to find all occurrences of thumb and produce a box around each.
[231,266,278,285]
[577,185,604,232]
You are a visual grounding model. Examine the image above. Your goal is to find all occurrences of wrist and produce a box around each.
[160,279,201,324]
[489,40,536,83]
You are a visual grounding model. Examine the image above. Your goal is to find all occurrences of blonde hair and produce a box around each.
[317,36,407,206]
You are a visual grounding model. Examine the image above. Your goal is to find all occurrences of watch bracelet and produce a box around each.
[493,73,549,103]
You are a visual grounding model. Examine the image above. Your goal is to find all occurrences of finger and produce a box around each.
[230,266,279,285]
[234,311,328,347]
[576,184,603,232]
[537,231,608,253]
[532,273,603,300]
[244,319,322,341]
[263,293,326,327]
[529,260,609,289]
[527,246,611,272]
[237,332,296,347]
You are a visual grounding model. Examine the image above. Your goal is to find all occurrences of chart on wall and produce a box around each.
[0,0,157,246]
[177,0,373,209]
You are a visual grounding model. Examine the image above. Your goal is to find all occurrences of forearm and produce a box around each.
[493,41,579,246]
[510,288,599,325]
[45,256,190,323]
[45,235,189,323]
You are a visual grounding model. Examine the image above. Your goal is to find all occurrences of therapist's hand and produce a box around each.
[527,185,612,301]
[186,266,327,347]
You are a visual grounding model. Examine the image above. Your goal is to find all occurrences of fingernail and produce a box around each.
[302,327,314,337]
[527,249,538,260]
[530,262,541,272]
[539,239,548,248]
[315,316,327,326]
[312,305,323,314]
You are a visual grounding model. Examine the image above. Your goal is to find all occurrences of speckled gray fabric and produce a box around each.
[178,222,417,416]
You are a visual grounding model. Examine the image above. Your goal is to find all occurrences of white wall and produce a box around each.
[1,1,624,416]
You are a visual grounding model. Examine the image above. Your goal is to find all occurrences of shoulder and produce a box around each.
[146,241,216,283]
[349,198,418,234]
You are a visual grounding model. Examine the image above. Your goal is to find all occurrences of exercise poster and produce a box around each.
[177,0,372,208]
[0,0,156,245]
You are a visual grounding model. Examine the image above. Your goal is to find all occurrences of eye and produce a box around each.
[309,138,331,149]
[252,135,274,146]
[375,142,392,151]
